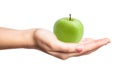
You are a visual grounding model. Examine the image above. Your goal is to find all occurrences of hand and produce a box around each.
[33,29,110,60]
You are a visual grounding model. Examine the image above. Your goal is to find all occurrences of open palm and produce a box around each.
[34,29,110,60]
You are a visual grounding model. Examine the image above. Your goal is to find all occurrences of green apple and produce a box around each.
[53,14,84,43]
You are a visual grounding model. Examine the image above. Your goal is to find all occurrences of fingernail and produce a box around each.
[104,41,110,45]
[105,38,110,42]
[104,39,111,45]
[76,45,83,53]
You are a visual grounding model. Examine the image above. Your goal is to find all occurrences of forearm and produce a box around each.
[0,27,36,49]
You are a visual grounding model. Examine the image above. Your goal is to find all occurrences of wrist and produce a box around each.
[23,28,38,49]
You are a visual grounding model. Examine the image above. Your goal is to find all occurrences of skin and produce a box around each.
[0,27,110,60]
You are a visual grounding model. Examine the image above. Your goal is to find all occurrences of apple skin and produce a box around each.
[54,17,84,43]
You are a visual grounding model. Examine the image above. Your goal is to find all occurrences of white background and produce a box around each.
[0,0,119,76]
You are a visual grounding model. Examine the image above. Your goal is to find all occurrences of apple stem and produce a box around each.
[69,14,71,21]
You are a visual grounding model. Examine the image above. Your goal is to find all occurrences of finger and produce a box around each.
[80,48,99,56]
[67,47,99,57]
[95,38,110,45]
[93,38,110,48]
[68,52,82,57]
[80,38,110,54]
[48,51,69,60]
[48,38,110,59]
[49,51,83,59]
